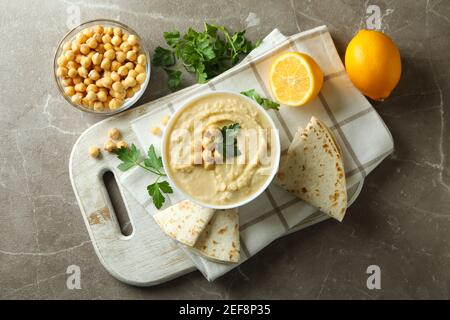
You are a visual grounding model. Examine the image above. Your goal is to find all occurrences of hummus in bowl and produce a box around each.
[162,91,280,209]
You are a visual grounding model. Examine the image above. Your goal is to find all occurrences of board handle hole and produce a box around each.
[103,171,133,236]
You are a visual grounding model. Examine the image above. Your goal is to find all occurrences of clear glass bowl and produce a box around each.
[53,19,151,115]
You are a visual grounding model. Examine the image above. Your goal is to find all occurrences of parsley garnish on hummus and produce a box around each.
[217,123,241,159]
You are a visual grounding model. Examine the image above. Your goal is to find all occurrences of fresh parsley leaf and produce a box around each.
[163,31,180,48]
[152,47,175,67]
[144,145,163,171]
[114,144,173,210]
[241,89,280,111]
[147,182,165,209]
[164,68,182,90]
[113,144,140,171]
[158,180,174,194]
[217,123,241,159]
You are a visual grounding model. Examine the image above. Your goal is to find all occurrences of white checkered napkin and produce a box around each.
[119,26,394,281]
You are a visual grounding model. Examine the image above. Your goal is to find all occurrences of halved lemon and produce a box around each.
[269,52,324,107]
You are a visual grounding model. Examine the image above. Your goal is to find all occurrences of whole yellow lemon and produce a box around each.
[345,30,401,101]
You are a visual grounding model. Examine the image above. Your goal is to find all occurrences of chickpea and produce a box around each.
[103,140,116,152]
[86,84,98,93]
[84,78,93,86]
[135,64,145,74]
[100,58,111,70]
[109,98,123,110]
[112,81,125,93]
[120,42,131,53]
[102,76,113,88]
[150,126,162,136]
[110,72,120,82]
[76,33,88,44]
[104,49,115,60]
[126,88,135,98]
[89,146,100,158]
[111,35,122,46]
[122,33,129,42]
[68,68,78,78]
[74,83,86,92]
[88,69,100,81]
[104,26,113,35]
[109,89,116,98]
[75,54,83,64]
[66,61,78,70]
[83,28,94,38]
[122,76,136,88]
[136,72,146,84]
[86,37,98,49]
[108,128,120,140]
[56,67,68,77]
[65,86,76,96]
[61,77,72,87]
[97,90,107,102]
[72,77,82,84]
[63,41,72,51]
[117,65,128,77]
[71,93,83,104]
[77,66,88,78]
[132,45,141,53]
[116,140,128,149]
[57,55,67,67]
[104,43,113,51]
[115,51,126,63]
[111,61,121,72]
[126,50,137,62]
[71,42,80,53]
[92,52,103,65]
[125,62,134,70]
[127,34,138,46]
[137,54,147,65]
[94,25,104,34]
[115,90,127,100]
[101,34,111,44]
[93,101,104,112]
[80,44,90,55]
[132,84,141,93]
[65,50,75,61]
[161,115,171,126]
[80,56,92,68]
[86,91,97,101]
[128,69,139,78]
[113,27,122,37]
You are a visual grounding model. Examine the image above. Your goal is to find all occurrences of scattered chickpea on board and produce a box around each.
[56,24,147,112]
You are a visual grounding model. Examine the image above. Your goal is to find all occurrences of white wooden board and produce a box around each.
[69,102,364,286]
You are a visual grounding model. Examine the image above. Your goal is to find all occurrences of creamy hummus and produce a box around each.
[165,92,278,206]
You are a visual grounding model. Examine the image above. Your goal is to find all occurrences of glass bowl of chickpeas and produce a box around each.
[53,19,150,114]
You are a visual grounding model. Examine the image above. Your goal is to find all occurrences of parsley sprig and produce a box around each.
[152,23,260,90]
[113,144,173,209]
[217,123,241,160]
[241,89,280,111]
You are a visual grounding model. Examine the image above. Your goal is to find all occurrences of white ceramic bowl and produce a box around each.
[162,91,281,210]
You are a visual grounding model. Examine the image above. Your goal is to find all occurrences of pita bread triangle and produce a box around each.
[276,116,347,221]
[153,200,215,246]
[191,208,240,263]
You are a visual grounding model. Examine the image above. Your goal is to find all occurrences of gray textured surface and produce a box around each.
[1,0,450,299]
